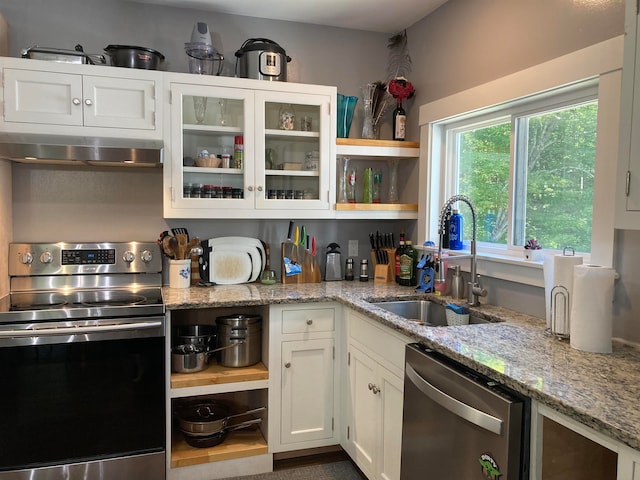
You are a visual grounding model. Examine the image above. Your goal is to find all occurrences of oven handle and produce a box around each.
[405,363,503,435]
[0,321,163,338]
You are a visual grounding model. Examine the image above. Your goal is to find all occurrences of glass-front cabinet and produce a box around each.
[164,76,336,219]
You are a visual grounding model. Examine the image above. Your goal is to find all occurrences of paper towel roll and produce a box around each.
[570,264,615,354]
[543,252,583,333]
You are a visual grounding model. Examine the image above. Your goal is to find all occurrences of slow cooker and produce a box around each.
[235,38,291,81]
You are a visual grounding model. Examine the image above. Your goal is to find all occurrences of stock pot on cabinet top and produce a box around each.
[215,314,262,367]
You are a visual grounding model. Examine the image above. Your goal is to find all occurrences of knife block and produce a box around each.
[281,242,322,284]
[370,248,396,284]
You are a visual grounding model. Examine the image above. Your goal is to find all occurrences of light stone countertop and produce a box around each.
[162,281,640,451]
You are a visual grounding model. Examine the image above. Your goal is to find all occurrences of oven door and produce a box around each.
[0,317,166,478]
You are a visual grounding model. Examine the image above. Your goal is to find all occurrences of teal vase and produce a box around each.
[337,94,358,138]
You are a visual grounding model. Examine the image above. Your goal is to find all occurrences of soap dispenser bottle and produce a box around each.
[324,243,342,281]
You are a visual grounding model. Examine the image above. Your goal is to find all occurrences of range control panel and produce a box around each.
[9,242,162,276]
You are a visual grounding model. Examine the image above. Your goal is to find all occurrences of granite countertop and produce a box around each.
[162,281,640,452]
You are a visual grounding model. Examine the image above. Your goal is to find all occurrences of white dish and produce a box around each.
[208,237,265,276]
[210,244,262,282]
[208,248,255,285]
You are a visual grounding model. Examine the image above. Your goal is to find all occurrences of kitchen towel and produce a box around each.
[543,251,584,334]
[570,264,616,354]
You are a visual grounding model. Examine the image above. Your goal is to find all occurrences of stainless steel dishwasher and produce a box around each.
[401,343,529,480]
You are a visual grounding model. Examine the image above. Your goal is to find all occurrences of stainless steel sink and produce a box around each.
[369,300,489,327]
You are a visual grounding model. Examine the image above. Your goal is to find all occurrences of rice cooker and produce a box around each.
[235,38,291,81]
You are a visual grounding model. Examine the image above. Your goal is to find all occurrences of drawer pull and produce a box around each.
[285,362,291,368]
[306,319,313,325]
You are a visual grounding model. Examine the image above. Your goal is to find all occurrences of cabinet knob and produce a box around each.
[257,186,263,192]
[247,186,254,192]
[72,98,81,106]
[306,319,313,325]
[372,385,380,394]
[368,383,374,391]
[284,362,291,368]
[84,98,93,106]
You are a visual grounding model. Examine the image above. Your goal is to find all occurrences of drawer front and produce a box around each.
[282,307,335,334]
[349,310,409,374]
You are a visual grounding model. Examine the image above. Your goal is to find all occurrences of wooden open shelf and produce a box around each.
[171,361,269,389]
[171,428,268,468]
[336,138,420,149]
[335,203,418,211]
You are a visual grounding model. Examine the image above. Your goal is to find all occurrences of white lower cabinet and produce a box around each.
[342,309,410,480]
[268,303,340,452]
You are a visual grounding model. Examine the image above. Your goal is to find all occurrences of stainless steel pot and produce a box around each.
[181,418,262,448]
[104,44,164,70]
[171,342,243,373]
[234,38,290,81]
[216,314,262,367]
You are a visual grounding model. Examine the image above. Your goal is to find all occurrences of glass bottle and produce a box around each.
[372,169,382,203]
[337,157,349,203]
[362,167,373,203]
[346,166,357,203]
[392,101,406,141]
[387,158,399,203]
[399,240,416,286]
[395,231,405,284]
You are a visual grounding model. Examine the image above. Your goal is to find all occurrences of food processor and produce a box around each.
[185,22,224,75]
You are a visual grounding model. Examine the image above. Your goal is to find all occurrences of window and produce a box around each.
[442,85,598,254]
[418,37,621,284]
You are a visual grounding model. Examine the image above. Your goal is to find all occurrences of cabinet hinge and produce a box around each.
[333,346,335,360]
[626,170,631,197]
[332,417,334,431]
[347,426,350,440]
[347,351,350,366]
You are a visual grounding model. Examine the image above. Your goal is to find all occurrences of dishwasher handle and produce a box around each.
[405,363,503,435]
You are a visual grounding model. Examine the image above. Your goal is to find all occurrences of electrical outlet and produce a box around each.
[348,240,358,257]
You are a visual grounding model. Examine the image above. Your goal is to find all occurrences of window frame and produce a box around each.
[437,83,599,255]
[417,36,622,287]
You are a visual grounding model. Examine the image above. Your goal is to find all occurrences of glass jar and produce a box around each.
[278,104,296,130]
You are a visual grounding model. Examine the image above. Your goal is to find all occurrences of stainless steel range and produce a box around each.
[0,242,166,480]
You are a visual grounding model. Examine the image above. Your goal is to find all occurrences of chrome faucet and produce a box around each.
[436,194,487,306]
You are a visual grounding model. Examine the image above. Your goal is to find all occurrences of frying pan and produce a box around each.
[175,404,266,436]
[181,417,262,448]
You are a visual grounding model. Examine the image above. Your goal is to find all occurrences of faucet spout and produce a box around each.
[436,194,487,306]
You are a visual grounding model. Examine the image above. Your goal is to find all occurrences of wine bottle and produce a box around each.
[392,102,406,141]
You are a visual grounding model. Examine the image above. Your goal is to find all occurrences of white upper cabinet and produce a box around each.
[163,73,336,219]
[617,0,640,228]
[0,57,162,139]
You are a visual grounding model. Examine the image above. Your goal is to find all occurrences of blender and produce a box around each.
[185,22,224,75]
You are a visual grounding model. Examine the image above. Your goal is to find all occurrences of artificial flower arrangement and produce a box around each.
[387,77,415,105]
[524,238,543,261]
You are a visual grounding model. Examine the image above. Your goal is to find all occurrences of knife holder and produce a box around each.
[370,248,396,284]
[281,242,321,284]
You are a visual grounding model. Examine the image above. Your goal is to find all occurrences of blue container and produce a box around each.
[449,209,463,250]
[337,94,358,138]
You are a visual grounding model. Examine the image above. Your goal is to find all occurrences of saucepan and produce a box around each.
[171,341,244,373]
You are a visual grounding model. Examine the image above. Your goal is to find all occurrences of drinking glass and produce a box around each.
[193,96,207,124]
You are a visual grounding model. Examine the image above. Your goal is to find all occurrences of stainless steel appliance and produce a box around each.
[0,242,166,480]
[235,38,291,81]
[401,343,529,480]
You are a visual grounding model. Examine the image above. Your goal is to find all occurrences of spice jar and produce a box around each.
[359,259,369,282]
[345,258,355,281]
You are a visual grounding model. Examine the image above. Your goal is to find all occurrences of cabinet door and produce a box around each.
[254,90,331,211]
[83,76,156,130]
[347,344,378,480]
[281,338,334,444]
[4,69,83,125]
[169,83,255,211]
[378,365,404,480]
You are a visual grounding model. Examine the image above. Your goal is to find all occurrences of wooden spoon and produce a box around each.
[176,234,188,260]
